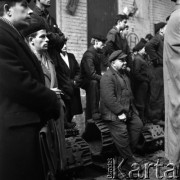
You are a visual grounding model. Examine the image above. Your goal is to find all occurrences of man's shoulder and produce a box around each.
[107,27,118,35]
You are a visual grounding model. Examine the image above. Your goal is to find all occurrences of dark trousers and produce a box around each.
[134,81,149,122]
[85,80,100,120]
[104,111,143,170]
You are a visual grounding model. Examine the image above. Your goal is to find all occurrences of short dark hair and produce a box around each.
[26,31,38,42]
[145,34,153,41]
[114,14,128,25]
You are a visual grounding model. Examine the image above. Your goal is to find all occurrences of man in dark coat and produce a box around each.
[0,1,60,180]
[106,14,128,56]
[59,40,83,125]
[132,38,150,123]
[145,22,166,123]
[100,50,143,174]
[80,34,106,121]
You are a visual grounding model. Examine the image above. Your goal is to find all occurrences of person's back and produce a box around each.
[0,1,60,179]
[164,0,180,165]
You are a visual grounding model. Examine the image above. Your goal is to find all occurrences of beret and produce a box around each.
[154,22,166,34]
[22,14,46,37]
[133,38,147,52]
[92,34,106,43]
[108,50,127,63]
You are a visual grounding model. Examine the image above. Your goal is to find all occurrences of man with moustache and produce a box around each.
[0,1,60,179]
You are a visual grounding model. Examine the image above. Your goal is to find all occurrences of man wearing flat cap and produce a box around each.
[0,1,61,179]
[145,21,166,124]
[100,50,143,175]
[164,0,180,173]
[80,34,106,121]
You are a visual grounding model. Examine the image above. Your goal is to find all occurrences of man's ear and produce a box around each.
[28,37,34,45]
[4,4,11,16]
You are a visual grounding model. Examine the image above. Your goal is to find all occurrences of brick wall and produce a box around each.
[56,0,175,59]
[56,0,87,63]
[118,0,175,49]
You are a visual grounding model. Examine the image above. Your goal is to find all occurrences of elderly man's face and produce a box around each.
[39,0,51,7]
[8,0,32,29]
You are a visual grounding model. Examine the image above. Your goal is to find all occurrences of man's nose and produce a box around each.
[45,36,49,42]
[27,7,33,16]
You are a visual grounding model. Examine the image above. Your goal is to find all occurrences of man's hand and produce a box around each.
[50,88,62,95]
[118,113,127,122]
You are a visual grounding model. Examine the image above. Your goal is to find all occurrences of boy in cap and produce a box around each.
[0,1,60,180]
[100,50,143,176]
[80,34,106,121]
[145,22,166,123]
[164,0,180,173]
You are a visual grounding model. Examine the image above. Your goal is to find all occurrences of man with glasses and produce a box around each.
[100,50,143,177]
[0,1,60,179]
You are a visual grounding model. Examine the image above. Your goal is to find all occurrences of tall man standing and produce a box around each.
[80,35,106,121]
[0,0,60,180]
[164,0,180,167]
[145,22,166,123]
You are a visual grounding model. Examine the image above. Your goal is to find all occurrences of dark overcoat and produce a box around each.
[80,46,102,89]
[58,52,82,115]
[0,19,60,180]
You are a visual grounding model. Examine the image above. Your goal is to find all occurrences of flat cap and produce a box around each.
[92,34,106,43]
[154,22,166,34]
[109,50,127,63]
[22,14,46,37]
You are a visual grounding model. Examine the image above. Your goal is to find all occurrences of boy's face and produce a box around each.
[8,0,32,29]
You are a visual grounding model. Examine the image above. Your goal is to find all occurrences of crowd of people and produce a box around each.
[0,0,180,179]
